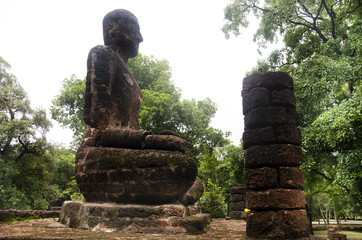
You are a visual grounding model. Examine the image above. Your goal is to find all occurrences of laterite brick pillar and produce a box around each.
[229,184,247,219]
[242,72,309,239]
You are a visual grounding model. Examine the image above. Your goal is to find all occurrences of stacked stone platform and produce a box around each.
[229,184,247,219]
[60,201,211,234]
[242,72,309,239]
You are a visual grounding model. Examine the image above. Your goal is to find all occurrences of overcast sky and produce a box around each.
[0,0,277,147]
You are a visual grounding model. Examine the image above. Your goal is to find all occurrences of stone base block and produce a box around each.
[247,189,306,210]
[230,201,246,211]
[76,147,197,204]
[246,209,309,239]
[230,184,248,194]
[245,167,278,189]
[60,201,210,234]
[229,211,247,220]
[245,144,303,168]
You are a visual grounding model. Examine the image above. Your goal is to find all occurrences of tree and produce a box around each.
[0,56,61,210]
[223,0,362,218]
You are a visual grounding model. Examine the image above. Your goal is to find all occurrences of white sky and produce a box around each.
[0,0,276,147]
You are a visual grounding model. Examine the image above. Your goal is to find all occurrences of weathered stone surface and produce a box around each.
[230,194,245,202]
[245,144,304,168]
[244,167,278,189]
[244,106,298,129]
[98,128,151,149]
[243,72,294,91]
[145,134,193,153]
[183,214,212,234]
[242,87,270,114]
[243,125,301,149]
[279,167,305,189]
[60,201,210,234]
[246,209,309,239]
[75,147,197,204]
[270,88,296,108]
[185,205,202,216]
[84,44,142,131]
[246,189,306,210]
[230,185,248,194]
[179,179,204,206]
[242,126,275,149]
[274,125,302,145]
[230,201,246,211]
[229,211,246,220]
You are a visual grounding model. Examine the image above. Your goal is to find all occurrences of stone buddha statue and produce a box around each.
[75,9,197,204]
[82,9,190,152]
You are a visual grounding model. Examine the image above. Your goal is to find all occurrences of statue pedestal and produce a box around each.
[60,201,211,234]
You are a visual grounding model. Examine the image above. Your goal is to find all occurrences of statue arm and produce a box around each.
[83,46,113,130]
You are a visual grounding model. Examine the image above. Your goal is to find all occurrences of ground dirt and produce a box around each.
[0,218,248,240]
[3,218,360,239]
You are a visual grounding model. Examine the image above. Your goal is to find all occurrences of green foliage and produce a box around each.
[0,56,61,210]
[0,216,41,223]
[0,156,30,209]
[223,0,362,218]
[50,146,83,204]
[50,75,86,144]
[62,179,84,201]
[197,142,244,215]
[198,142,244,199]
[129,54,180,97]
[199,179,228,218]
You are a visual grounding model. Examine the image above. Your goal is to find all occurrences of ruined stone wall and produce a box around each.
[242,72,309,239]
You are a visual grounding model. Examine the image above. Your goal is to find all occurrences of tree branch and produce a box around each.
[297,0,314,19]
[322,0,337,39]
[15,137,36,162]
[311,169,350,194]
[251,0,272,13]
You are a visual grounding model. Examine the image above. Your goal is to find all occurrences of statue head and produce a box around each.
[103,9,143,60]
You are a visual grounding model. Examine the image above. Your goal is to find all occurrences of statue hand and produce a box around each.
[144,134,192,153]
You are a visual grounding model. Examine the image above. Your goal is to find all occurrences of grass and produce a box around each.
[0,216,42,223]
[314,230,362,239]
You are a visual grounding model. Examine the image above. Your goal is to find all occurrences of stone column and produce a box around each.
[229,184,247,219]
[242,72,309,239]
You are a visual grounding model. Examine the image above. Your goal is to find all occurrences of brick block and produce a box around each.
[245,144,303,168]
[242,87,270,114]
[274,125,302,145]
[243,72,293,91]
[271,88,296,108]
[279,167,305,189]
[230,194,246,202]
[246,209,309,239]
[230,185,248,194]
[246,189,306,210]
[243,126,275,149]
[245,167,278,189]
[230,201,246,211]
[244,106,298,129]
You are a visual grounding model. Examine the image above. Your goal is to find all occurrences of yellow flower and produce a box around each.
[244,208,250,212]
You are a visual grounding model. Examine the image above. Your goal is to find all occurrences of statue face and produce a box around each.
[117,16,143,57]
[107,15,143,58]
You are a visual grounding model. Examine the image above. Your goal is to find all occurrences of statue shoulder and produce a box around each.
[87,45,116,62]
